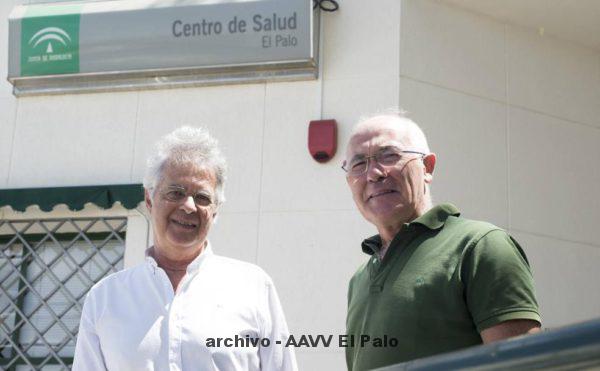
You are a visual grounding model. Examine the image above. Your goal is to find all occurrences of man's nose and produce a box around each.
[180,196,197,213]
[366,159,387,182]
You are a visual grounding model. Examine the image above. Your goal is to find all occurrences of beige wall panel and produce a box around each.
[296,349,345,371]
[0,97,17,187]
[123,211,150,268]
[132,84,266,213]
[322,77,400,150]
[513,230,600,329]
[321,0,400,80]
[261,80,355,212]
[509,107,600,246]
[507,25,600,128]
[257,210,373,338]
[0,1,16,99]
[9,92,138,187]
[209,211,259,264]
[400,0,506,101]
[399,77,508,228]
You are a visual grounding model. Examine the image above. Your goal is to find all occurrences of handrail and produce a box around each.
[375,318,600,370]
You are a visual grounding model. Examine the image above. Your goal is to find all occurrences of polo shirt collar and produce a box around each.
[410,203,460,230]
[361,235,383,255]
[360,203,461,255]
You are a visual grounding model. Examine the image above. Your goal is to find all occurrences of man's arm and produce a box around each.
[462,229,542,338]
[259,278,298,371]
[72,292,107,371]
[481,319,541,343]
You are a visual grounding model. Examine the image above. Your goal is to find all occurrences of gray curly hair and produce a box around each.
[143,126,227,205]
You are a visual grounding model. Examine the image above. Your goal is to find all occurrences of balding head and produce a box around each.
[344,111,436,244]
[348,113,430,157]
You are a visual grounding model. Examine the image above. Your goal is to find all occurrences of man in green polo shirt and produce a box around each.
[342,112,541,371]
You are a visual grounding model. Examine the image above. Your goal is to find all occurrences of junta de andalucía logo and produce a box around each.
[28,26,72,54]
[20,13,80,76]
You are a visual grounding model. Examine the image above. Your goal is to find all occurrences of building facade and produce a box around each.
[1,0,600,369]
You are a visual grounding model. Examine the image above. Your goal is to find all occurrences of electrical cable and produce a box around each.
[313,0,339,12]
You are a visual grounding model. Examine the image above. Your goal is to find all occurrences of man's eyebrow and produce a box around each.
[378,145,402,152]
[349,153,366,162]
[349,145,402,161]
[166,184,213,195]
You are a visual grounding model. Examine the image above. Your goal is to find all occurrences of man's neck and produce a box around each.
[376,206,429,259]
[151,245,202,269]
[377,240,391,260]
[377,218,407,253]
[150,243,205,291]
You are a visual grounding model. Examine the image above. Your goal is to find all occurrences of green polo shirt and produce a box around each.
[346,204,540,371]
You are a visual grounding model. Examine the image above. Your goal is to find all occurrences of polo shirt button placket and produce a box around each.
[369,257,380,278]
[369,284,384,293]
[369,257,385,292]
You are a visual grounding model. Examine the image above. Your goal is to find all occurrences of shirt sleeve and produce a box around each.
[72,290,107,371]
[461,229,541,333]
[258,278,298,371]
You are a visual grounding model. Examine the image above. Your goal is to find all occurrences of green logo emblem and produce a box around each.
[21,13,80,76]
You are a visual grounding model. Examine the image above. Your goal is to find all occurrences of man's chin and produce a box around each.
[366,207,416,227]
[166,234,205,251]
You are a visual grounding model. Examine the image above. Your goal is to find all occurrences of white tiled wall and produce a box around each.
[513,231,600,328]
[9,92,138,187]
[322,77,401,139]
[0,97,17,187]
[506,25,600,128]
[209,211,260,264]
[400,0,506,101]
[3,0,600,369]
[400,0,600,331]
[321,0,400,80]
[296,350,345,371]
[509,107,600,247]
[261,80,339,212]
[0,0,16,99]
[399,77,508,228]
[257,210,370,338]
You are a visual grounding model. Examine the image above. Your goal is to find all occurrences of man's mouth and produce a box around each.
[368,190,397,200]
[171,218,199,229]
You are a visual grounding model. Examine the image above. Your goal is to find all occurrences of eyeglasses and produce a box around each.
[342,149,426,177]
[159,185,214,207]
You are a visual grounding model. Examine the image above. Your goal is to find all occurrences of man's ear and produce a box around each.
[423,153,436,183]
[145,189,153,212]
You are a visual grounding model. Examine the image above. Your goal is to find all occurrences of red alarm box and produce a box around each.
[308,119,337,163]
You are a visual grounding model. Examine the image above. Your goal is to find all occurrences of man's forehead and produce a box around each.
[160,162,217,187]
[346,123,408,157]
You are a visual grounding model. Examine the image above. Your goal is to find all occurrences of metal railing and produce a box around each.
[376,318,600,371]
[0,217,126,370]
